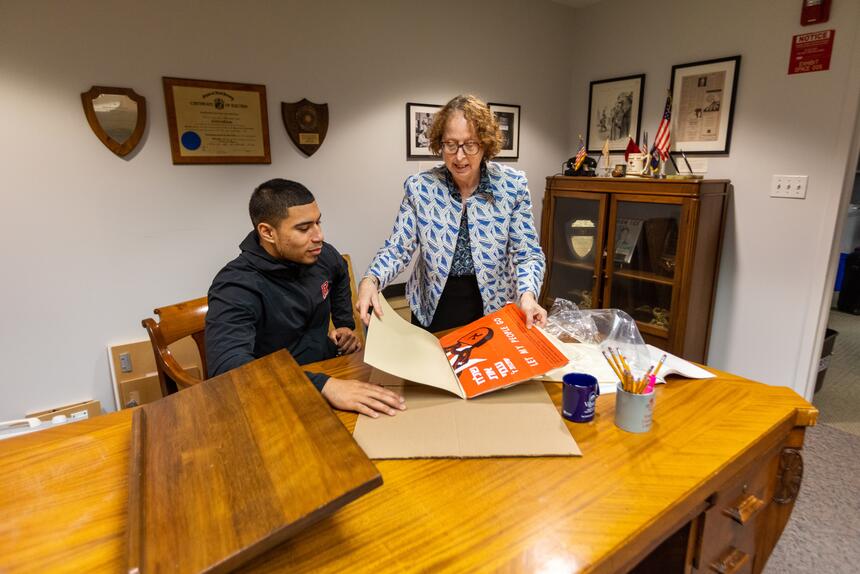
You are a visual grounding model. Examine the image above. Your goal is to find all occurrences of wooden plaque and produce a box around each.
[282,99,328,156]
[126,350,381,573]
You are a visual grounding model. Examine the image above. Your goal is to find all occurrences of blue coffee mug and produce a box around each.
[562,373,600,423]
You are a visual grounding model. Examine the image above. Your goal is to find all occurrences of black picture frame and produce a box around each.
[669,55,741,155]
[586,74,645,153]
[406,102,442,160]
[488,103,520,160]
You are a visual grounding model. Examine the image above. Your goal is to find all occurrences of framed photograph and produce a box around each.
[586,74,645,153]
[669,55,741,155]
[613,218,643,264]
[489,103,520,159]
[162,77,270,164]
[406,102,442,159]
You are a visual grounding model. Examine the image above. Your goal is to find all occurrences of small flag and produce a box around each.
[653,94,673,160]
[601,138,610,169]
[574,137,587,170]
[648,144,661,175]
[624,136,639,162]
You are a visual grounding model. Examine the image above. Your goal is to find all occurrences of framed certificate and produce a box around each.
[162,77,271,164]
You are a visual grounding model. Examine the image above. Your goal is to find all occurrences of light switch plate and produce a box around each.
[771,175,808,199]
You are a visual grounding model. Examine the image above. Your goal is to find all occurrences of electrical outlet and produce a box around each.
[119,352,133,373]
[771,175,808,199]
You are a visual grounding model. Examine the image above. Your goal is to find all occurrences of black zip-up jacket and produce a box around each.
[205,231,355,390]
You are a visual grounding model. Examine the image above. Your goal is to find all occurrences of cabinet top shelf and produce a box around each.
[546,176,730,198]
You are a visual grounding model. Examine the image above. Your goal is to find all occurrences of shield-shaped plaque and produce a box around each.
[282,99,328,156]
[81,86,147,157]
[567,219,596,259]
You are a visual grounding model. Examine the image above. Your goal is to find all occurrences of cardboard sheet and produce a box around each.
[353,370,581,459]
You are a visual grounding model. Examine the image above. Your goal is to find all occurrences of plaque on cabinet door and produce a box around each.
[282,99,329,156]
[566,219,596,260]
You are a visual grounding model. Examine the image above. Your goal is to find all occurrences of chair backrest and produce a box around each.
[340,254,366,348]
[141,296,209,396]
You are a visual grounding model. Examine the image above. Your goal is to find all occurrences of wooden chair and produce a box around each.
[141,296,209,396]
[339,254,366,348]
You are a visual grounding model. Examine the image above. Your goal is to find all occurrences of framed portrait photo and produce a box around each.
[586,74,645,153]
[669,55,741,155]
[406,102,441,159]
[489,103,520,159]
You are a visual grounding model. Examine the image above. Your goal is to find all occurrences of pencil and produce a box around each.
[602,350,624,382]
[618,352,633,383]
[608,348,625,380]
[653,354,668,378]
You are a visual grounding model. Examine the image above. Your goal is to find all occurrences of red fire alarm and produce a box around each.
[801,0,831,26]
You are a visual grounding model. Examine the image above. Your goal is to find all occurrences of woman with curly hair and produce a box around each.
[357,94,547,331]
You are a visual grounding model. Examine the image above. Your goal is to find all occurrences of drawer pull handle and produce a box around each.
[722,493,765,524]
[709,547,750,574]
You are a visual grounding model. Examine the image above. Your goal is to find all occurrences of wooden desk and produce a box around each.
[0,352,816,573]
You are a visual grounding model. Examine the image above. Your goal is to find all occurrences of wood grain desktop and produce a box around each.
[0,350,816,573]
[126,350,381,573]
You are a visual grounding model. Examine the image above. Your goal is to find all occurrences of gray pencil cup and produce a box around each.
[614,383,655,433]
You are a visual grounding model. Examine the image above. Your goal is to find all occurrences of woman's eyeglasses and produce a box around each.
[441,141,481,155]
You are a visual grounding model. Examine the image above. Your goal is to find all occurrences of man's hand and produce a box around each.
[321,378,406,418]
[328,327,361,355]
[519,292,548,329]
[356,276,383,326]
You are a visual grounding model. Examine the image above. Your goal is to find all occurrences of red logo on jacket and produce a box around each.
[321,280,330,299]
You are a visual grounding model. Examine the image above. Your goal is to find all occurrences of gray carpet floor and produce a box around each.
[763,310,860,573]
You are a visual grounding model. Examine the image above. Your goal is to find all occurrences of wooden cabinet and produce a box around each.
[539,176,730,363]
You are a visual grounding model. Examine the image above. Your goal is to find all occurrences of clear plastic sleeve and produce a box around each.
[545,298,651,378]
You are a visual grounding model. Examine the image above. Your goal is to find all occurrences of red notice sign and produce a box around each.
[789,29,835,75]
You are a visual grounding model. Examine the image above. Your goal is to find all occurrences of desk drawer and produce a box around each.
[695,445,784,573]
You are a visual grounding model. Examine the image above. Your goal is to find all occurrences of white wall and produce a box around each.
[0,0,573,420]
[569,0,860,395]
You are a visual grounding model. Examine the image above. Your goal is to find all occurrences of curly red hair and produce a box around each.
[427,94,502,159]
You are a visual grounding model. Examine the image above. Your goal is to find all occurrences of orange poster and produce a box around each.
[439,304,568,398]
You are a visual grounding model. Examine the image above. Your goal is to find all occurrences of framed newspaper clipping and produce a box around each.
[162,77,271,164]
[669,56,740,155]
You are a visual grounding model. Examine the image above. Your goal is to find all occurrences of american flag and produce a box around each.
[653,94,672,160]
[573,138,587,170]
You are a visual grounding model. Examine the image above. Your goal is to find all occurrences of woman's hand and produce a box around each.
[519,292,547,329]
[356,276,383,326]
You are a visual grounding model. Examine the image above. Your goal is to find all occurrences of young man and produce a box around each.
[206,178,405,418]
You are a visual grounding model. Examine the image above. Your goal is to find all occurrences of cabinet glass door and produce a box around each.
[606,198,683,338]
[545,195,603,309]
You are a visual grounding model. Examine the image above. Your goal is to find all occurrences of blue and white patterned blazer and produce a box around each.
[366,161,546,327]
